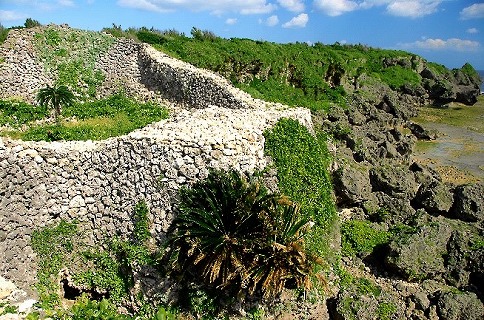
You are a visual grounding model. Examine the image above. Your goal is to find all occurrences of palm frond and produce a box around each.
[166,169,321,301]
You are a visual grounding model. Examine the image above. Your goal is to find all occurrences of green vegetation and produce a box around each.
[0,93,168,141]
[33,26,115,99]
[133,200,151,244]
[376,302,398,320]
[167,169,315,301]
[0,99,48,127]
[37,84,76,123]
[53,295,130,320]
[460,62,479,78]
[0,24,8,45]
[24,18,41,29]
[29,202,167,318]
[470,235,484,251]
[101,27,423,111]
[335,265,397,320]
[377,65,421,90]
[341,220,390,257]
[31,220,79,308]
[264,118,336,258]
[0,303,19,316]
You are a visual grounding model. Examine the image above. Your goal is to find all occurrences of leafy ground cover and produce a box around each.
[33,26,115,100]
[30,202,175,319]
[0,93,168,141]
[264,118,337,262]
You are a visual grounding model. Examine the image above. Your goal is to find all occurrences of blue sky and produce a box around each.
[1,0,483,69]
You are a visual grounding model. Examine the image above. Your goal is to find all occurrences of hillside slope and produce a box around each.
[115,27,482,113]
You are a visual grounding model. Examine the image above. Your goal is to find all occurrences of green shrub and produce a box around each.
[31,201,159,315]
[31,220,79,308]
[460,62,479,78]
[341,220,391,257]
[376,65,421,90]
[55,294,130,320]
[24,18,41,28]
[102,24,127,38]
[167,169,314,300]
[133,201,151,244]
[377,302,397,320]
[0,24,9,45]
[0,99,48,127]
[136,30,166,45]
[73,248,131,302]
[264,118,336,258]
[0,303,18,315]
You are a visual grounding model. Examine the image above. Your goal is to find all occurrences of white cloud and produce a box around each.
[225,18,237,25]
[1,0,75,11]
[117,0,170,12]
[460,3,484,20]
[315,0,443,18]
[58,0,75,6]
[282,13,308,28]
[0,10,28,21]
[400,38,480,52]
[467,27,479,34]
[117,0,276,15]
[262,15,280,26]
[277,0,305,12]
[386,0,440,18]
[314,0,358,16]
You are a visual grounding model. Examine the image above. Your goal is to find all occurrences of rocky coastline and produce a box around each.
[316,70,483,318]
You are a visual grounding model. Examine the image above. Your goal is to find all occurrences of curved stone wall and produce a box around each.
[0,25,257,109]
[0,105,312,294]
[0,26,314,293]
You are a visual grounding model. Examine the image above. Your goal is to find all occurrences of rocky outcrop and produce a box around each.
[450,183,484,223]
[318,59,483,318]
[421,64,482,105]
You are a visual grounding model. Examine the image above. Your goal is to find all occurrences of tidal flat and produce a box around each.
[412,96,484,184]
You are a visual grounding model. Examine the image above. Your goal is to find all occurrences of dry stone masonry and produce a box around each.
[0,25,313,294]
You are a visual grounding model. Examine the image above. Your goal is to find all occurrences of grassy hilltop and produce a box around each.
[104,25,480,112]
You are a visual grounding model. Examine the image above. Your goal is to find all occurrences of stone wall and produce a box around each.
[0,28,51,102]
[0,103,312,294]
[0,25,257,109]
[0,26,314,294]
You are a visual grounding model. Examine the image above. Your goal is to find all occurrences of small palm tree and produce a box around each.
[167,169,316,300]
[36,84,75,123]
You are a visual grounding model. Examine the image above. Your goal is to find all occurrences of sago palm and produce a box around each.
[247,202,313,298]
[169,169,271,290]
[167,169,316,300]
[36,84,75,123]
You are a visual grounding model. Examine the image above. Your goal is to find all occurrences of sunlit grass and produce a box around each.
[413,96,484,134]
[0,94,169,141]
